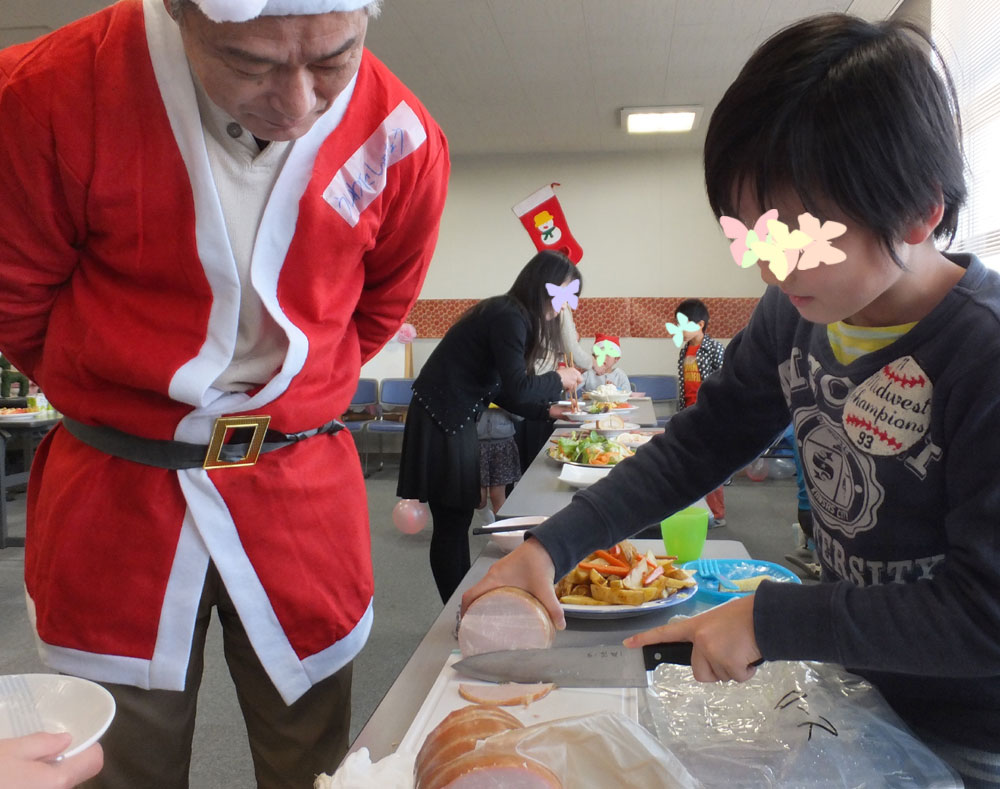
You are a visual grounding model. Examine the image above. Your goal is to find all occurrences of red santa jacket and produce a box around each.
[0,0,449,703]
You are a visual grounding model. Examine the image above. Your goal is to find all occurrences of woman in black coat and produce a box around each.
[398,251,584,602]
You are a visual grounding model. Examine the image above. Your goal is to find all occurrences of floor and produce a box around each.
[0,445,803,787]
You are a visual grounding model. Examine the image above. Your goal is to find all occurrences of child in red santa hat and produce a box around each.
[582,334,631,393]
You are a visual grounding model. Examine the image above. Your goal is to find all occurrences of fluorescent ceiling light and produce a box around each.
[621,106,702,134]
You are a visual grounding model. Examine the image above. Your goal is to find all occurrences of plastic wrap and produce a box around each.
[481,711,699,787]
[643,661,962,787]
[321,712,698,788]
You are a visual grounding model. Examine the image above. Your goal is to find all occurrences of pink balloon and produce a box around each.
[746,458,769,482]
[393,499,429,534]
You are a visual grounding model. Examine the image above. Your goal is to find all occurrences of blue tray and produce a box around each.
[681,558,801,602]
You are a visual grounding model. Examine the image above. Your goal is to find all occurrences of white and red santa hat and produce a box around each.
[594,334,621,353]
[592,334,622,365]
[192,0,372,23]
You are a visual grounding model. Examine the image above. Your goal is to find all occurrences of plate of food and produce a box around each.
[0,674,116,759]
[562,409,600,422]
[0,409,47,422]
[583,401,638,415]
[680,558,801,602]
[578,419,641,432]
[613,431,658,449]
[547,431,634,466]
[584,384,632,403]
[555,540,698,618]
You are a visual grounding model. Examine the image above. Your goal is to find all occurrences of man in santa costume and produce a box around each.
[0,0,449,784]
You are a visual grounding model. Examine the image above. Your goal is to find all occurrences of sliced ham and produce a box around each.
[458,682,554,707]
[421,751,562,789]
[458,587,555,658]
[415,705,523,786]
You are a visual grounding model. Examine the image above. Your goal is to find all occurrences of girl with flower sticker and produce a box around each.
[398,251,582,602]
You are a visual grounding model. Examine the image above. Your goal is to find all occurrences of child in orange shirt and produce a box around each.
[675,298,727,525]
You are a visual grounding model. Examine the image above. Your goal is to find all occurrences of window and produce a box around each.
[933,0,1000,270]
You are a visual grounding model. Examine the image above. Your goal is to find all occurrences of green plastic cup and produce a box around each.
[660,507,709,562]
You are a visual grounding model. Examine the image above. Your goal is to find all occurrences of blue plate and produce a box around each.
[681,558,801,602]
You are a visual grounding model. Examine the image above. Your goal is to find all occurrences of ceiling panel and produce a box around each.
[1,0,904,156]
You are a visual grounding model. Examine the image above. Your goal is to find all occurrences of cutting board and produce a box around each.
[397,651,640,759]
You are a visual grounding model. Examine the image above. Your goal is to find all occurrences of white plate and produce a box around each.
[561,583,698,618]
[563,410,599,422]
[480,515,548,553]
[585,404,639,415]
[557,464,613,488]
[0,411,48,422]
[563,406,638,422]
[577,421,640,432]
[0,674,116,758]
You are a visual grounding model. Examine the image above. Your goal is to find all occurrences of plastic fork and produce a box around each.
[0,674,45,737]
[701,559,740,591]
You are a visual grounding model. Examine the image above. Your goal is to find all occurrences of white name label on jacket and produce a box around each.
[323,101,427,227]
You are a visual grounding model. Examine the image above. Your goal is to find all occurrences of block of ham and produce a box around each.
[457,587,555,658]
[420,751,562,789]
[458,682,554,706]
[415,705,522,783]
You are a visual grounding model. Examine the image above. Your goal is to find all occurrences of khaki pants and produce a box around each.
[81,563,352,789]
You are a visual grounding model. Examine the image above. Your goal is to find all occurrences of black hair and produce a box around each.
[704,13,966,266]
[675,298,709,330]
[507,250,581,370]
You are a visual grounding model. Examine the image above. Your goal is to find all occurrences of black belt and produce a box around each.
[63,415,344,470]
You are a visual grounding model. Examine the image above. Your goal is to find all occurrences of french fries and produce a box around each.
[555,540,695,607]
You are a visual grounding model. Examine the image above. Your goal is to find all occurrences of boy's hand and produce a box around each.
[624,595,762,682]
[461,538,566,630]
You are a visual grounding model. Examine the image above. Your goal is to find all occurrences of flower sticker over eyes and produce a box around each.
[720,209,778,268]
[592,340,621,367]
[750,219,812,281]
[796,213,847,270]
[665,312,700,348]
[546,279,580,313]
[719,211,846,281]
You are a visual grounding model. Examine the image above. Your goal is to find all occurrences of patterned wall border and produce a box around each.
[406,297,759,339]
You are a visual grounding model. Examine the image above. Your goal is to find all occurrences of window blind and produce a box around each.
[932,0,1000,269]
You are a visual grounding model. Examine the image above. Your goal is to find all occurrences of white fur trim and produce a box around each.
[194,0,370,22]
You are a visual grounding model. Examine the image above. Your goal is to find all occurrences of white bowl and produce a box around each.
[558,464,613,489]
[482,516,547,553]
[0,675,116,759]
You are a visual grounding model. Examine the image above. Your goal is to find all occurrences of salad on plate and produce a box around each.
[548,431,634,466]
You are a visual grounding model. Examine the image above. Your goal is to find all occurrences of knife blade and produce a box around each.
[452,642,695,688]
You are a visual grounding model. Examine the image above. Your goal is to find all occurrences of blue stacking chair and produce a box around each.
[363,378,414,476]
[629,374,678,427]
[342,378,378,456]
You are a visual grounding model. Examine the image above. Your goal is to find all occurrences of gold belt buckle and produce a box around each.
[203,415,272,470]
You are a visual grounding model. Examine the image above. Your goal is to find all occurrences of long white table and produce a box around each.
[0,413,61,548]
[348,537,750,762]
[499,426,662,520]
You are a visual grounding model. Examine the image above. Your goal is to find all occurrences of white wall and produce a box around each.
[409,148,761,375]
[424,149,767,300]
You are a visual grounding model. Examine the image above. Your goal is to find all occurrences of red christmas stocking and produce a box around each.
[512,183,584,263]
